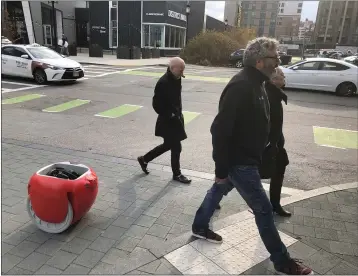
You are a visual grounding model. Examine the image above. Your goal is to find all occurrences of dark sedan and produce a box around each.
[229,49,245,68]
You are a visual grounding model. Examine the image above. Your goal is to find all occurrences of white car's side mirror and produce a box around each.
[21,54,29,59]
[292,66,299,70]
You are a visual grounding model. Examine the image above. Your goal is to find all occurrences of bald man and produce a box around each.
[137,57,192,184]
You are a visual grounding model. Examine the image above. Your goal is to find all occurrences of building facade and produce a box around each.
[314,0,358,46]
[224,0,241,27]
[2,1,209,55]
[298,19,314,41]
[275,1,302,41]
[240,1,279,37]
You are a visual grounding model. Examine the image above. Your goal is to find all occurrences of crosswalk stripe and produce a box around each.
[122,70,230,83]
[182,111,201,125]
[43,99,90,113]
[313,126,358,150]
[95,104,142,118]
[84,70,116,74]
[2,94,44,104]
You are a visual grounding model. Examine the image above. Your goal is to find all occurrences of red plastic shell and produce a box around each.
[28,167,98,224]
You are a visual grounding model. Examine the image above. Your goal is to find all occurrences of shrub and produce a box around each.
[180,28,256,66]
[180,30,240,66]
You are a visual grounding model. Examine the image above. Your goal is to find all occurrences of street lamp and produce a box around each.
[224,18,228,31]
[185,2,190,46]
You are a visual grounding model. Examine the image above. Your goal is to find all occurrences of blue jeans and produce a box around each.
[192,165,290,266]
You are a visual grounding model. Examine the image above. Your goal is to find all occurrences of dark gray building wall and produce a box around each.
[29,1,43,44]
[89,1,109,49]
[117,1,141,48]
[53,1,76,43]
[205,15,226,32]
[187,1,205,41]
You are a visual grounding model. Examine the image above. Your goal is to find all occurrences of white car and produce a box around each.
[1,43,85,84]
[280,58,358,96]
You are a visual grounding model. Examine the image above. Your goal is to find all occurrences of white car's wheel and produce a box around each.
[27,197,73,233]
[33,68,47,84]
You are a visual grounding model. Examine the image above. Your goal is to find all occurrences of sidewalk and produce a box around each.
[70,53,171,67]
[1,138,357,275]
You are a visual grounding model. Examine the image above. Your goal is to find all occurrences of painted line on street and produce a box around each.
[1,85,48,93]
[83,70,116,74]
[42,99,90,113]
[95,104,142,119]
[121,70,230,83]
[313,126,358,150]
[2,94,45,104]
[182,111,201,125]
[1,81,39,87]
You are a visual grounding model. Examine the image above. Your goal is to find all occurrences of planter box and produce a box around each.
[68,43,77,56]
[151,48,160,58]
[131,46,141,59]
[142,48,152,59]
[89,44,103,57]
[117,46,130,59]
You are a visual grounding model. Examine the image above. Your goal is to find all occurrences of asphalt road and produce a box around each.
[2,64,357,190]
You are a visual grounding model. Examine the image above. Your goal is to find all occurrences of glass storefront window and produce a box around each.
[142,24,164,48]
[150,25,163,47]
[165,25,185,48]
[142,24,185,49]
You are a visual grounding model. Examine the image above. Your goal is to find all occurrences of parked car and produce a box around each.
[229,49,245,68]
[344,55,358,66]
[1,43,85,84]
[1,36,12,45]
[280,57,358,96]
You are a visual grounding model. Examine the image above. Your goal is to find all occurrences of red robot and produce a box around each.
[27,162,98,233]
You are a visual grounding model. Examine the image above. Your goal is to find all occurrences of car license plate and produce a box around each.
[73,71,79,77]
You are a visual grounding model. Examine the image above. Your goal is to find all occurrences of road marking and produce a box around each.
[95,104,142,118]
[182,111,201,125]
[83,70,116,74]
[313,126,358,150]
[43,99,90,113]
[1,81,39,87]
[1,85,48,93]
[121,70,230,83]
[2,94,45,104]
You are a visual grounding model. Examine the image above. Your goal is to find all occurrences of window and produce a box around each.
[150,25,163,47]
[295,61,321,70]
[165,26,185,48]
[261,3,266,10]
[142,24,165,48]
[260,12,265,19]
[2,46,16,56]
[112,1,117,7]
[12,47,28,58]
[321,62,349,71]
[297,9,302,13]
[143,25,150,47]
[280,9,284,13]
[298,3,303,7]
[281,3,285,7]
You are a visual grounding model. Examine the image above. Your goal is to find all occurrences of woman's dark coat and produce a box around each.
[259,81,289,178]
[152,68,187,142]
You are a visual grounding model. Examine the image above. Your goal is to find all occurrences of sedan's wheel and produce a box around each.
[33,69,47,84]
[336,82,357,97]
[27,197,73,233]
[236,61,243,68]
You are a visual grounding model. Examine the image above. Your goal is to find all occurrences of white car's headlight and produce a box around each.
[43,63,64,70]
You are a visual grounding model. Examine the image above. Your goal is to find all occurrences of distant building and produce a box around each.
[239,0,280,37]
[313,0,358,45]
[224,0,241,27]
[298,18,314,41]
[275,1,302,41]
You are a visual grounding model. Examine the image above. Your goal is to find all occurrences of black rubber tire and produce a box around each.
[236,60,243,68]
[336,82,357,97]
[33,68,47,85]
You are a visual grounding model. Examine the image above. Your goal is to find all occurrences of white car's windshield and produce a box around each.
[27,47,63,59]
